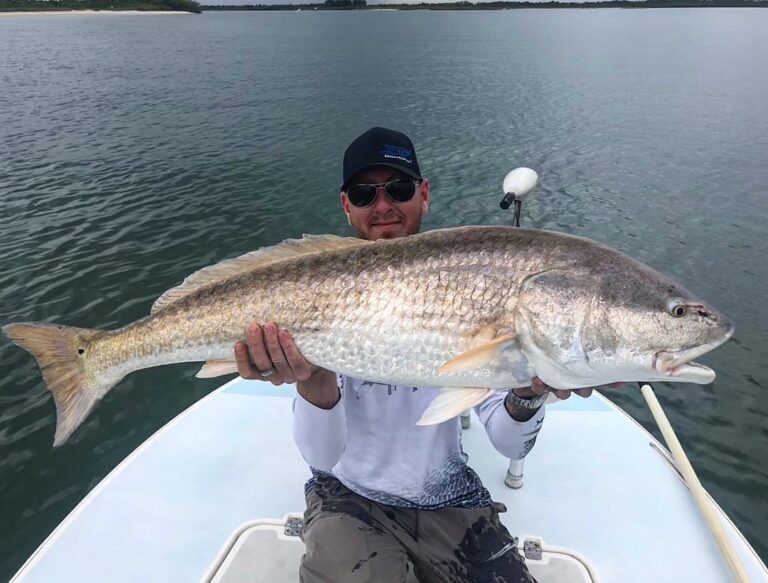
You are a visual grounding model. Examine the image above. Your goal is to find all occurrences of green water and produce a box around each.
[1,9,767,579]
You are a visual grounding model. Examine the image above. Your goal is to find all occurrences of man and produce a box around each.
[234,127,594,582]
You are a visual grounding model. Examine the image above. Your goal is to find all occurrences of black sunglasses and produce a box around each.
[346,179,420,208]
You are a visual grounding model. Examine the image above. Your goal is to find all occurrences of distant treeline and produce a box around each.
[204,0,768,9]
[0,0,202,12]
[324,0,365,5]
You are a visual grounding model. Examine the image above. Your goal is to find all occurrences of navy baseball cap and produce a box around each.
[341,127,422,191]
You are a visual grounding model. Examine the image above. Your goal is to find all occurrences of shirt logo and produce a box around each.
[352,380,419,398]
[380,144,413,165]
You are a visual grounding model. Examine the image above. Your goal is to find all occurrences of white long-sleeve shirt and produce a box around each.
[292,375,545,509]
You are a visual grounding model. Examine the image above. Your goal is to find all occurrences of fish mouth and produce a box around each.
[653,327,734,384]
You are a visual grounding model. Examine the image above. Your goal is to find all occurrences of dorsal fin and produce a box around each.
[151,234,370,314]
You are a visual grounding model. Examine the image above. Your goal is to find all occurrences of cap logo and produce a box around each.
[380,144,413,165]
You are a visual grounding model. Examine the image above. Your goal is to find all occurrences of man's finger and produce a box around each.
[554,389,570,400]
[574,388,593,398]
[246,323,274,373]
[280,330,315,381]
[234,341,258,378]
[264,322,294,383]
[530,377,548,396]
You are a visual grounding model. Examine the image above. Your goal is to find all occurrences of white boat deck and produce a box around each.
[11,379,768,583]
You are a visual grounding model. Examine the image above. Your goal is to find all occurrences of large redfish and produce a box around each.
[2,226,733,446]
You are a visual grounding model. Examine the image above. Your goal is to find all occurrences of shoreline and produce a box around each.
[0,9,192,15]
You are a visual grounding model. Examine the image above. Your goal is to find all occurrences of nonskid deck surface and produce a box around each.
[11,379,768,583]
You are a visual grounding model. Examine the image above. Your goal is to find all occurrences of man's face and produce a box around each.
[341,166,430,241]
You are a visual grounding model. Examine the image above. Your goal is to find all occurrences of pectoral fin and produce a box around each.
[196,360,239,378]
[417,388,493,426]
[439,334,516,374]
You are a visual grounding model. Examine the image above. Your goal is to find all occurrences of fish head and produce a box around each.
[515,251,734,389]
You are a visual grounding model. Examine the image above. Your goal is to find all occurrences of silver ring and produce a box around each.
[258,367,276,378]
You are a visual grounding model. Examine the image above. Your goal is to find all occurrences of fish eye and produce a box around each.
[667,299,687,318]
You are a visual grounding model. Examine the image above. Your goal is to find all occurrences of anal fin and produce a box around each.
[417,388,493,426]
[196,360,239,378]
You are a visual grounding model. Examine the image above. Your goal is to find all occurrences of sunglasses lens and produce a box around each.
[347,185,378,208]
[385,180,416,202]
[347,180,417,207]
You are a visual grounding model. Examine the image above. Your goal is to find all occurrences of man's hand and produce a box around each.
[514,377,622,401]
[234,322,317,385]
[234,322,339,409]
[505,377,624,421]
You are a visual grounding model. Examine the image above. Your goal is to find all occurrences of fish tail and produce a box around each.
[2,322,117,447]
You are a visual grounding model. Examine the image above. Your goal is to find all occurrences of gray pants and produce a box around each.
[300,477,537,583]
